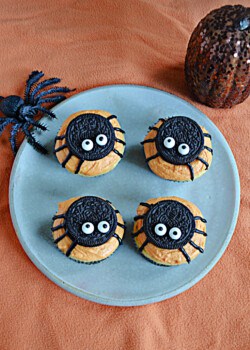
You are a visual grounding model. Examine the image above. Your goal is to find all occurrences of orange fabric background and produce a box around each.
[0,1,249,349]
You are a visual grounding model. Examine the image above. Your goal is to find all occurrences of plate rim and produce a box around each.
[9,84,241,306]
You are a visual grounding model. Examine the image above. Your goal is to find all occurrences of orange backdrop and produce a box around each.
[0,1,249,349]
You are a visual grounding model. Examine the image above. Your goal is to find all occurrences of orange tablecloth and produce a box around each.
[0,1,249,349]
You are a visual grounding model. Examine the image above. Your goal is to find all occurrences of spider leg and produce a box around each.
[203,133,212,140]
[132,227,144,237]
[115,138,126,145]
[29,77,61,103]
[139,202,152,209]
[54,144,67,153]
[54,231,68,244]
[189,240,204,253]
[149,126,159,131]
[37,95,66,105]
[141,138,156,145]
[10,123,21,154]
[107,115,117,121]
[114,127,125,134]
[33,106,57,119]
[26,118,48,131]
[34,87,73,104]
[55,135,65,141]
[179,247,191,263]
[24,71,44,103]
[197,157,209,169]
[134,215,145,221]
[117,222,126,229]
[51,223,66,231]
[75,159,84,174]
[52,214,65,220]
[187,163,194,181]
[194,216,207,223]
[146,153,160,162]
[66,240,77,257]
[194,228,207,236]
[0,118,17,135]
[203,146,213,155]
[113,149,123,158]
[139,238,149,252]
[22,124,48,154]
[112,233,122,245]
[61,152,72,168]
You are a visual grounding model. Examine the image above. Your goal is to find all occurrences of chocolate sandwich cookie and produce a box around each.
[142,116,213,181]
[54,110,126,177]
[52,196,125,263]
[133,196,207,266]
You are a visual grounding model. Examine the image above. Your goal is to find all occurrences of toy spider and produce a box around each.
[52,196,126,263]
[142,116,213,181]
[0,70,73,154]
[54,111,126,176]
[133,197,207,265]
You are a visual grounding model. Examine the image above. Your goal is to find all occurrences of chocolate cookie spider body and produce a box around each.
[55,110,126,176]
[133,196,207,266]
[52,196,125,263]
[142,116,213,181]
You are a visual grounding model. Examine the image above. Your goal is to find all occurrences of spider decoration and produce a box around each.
[133,197,207,265]
[54,111,126,175]
[141,116,213,181]
[52,196,126,263]
[0,70,73,154]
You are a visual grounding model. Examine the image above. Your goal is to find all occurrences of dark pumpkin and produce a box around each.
[185,5,250,108]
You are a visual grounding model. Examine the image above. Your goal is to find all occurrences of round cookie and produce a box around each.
[133,196,207,266]
[142,116,213,181]
[52,196,125,263]
[54,110,126,177]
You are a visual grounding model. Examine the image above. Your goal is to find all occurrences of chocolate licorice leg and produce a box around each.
[139,202,152,209]
[189,240,204,253]
[132,227,144,237]
[134,215,145,221]
[66,241,77,257]
[113,149,123,158]
[197,157,209,169]
[115,138,126,145]
[194,216,207,223]
[194,228,207,237]
[61,152,72,168]
[187,163,194,181]
[141,138,156,145]
[139,239,148,252]
[54,144,67,153]
[146,153,160,162]
[179,247,191,263]
[113,233,122,245]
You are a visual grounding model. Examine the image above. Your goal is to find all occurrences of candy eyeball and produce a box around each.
[96,134,108,146]
[163,137,175,149]
[169,227,182,240]
[154,223,167,236]
[97,221,110,233]
[82,222,95,234]
[178,143,189,155]
[82,139,94,151]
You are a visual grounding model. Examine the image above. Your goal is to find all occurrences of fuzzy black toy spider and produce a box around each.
[0,70,73,154]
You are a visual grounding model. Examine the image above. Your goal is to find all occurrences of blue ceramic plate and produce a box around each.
[9,85,240,306]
